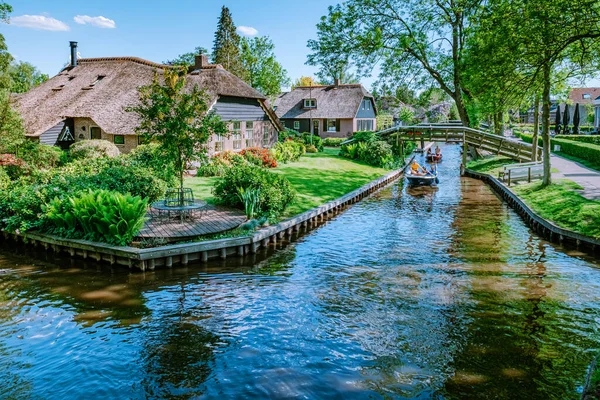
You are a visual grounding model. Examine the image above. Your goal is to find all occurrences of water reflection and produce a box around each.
[0,144,599,399]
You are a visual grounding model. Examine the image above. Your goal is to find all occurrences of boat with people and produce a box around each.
[426,146,443,162]
[406,161,439,186]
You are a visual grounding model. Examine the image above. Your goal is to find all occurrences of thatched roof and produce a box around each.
[274,84,375,119]
[15,57,269,137]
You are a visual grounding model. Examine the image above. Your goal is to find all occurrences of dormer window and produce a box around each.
[304,98,317,108]
[583,94,591,99]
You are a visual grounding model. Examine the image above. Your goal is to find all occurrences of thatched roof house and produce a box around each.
[15,42,282,153]
[274,82,377,138]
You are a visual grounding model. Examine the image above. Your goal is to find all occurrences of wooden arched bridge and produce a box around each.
[377,122,542,163]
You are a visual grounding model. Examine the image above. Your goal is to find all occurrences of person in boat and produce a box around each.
[427,148,432,156]
[435,146,441,155]
[411,161,423,175]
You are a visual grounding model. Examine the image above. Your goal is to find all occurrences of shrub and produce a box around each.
[552,139,600,164]
[272,141,305,163]
[554,135,600,145]
[127,143,177,186]
[300,133,324,151]
[239,147,278,168]
[90,165,167,202]
[360,141,394,167]
[20,142,64,168]
[0,167,9,190]
[352,131,378,143]
[306,145,318,153]
[213,164,295,218]
[70,140,120,160]
[279,128,299,142]
[0,153,30,179]
[323,137,345,147]
[44,189,148,246]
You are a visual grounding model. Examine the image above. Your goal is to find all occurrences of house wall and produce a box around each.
[355,98,377,119]
[354,118,377,132]
[208,120,278,156]
[73,117,137,153]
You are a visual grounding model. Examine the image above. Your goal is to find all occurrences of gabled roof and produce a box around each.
[274,84,375,120]
[569,87,600,105]
[15,57,269,137]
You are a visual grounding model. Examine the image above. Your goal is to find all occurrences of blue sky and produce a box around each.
[4,0,598,91]
[4,0,368,89]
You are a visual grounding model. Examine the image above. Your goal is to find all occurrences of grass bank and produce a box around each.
[512,180,600,239]
[185,147,391,220]
[468,156,600,238]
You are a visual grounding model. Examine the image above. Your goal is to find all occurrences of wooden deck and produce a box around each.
[138,205,246,239]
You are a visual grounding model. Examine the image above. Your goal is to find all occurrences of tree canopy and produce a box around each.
[239,36,290,98]
[163,47,210,67]
[127,68,227,198]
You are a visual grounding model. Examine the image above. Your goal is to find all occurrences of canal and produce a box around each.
[1,144,600,399]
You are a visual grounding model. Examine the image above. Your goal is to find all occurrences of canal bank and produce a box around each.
[1,143,600,399]
[0,156,415,271]
[464,168,600,258]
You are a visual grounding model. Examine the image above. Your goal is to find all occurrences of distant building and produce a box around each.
[528,88,600,127]
[274,82,377,138]
[15,42,282,154]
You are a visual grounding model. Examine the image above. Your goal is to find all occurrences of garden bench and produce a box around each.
[498,162,543,186]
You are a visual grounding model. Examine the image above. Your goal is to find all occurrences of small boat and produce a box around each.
[426,153,443,162]
[406,168,439,186]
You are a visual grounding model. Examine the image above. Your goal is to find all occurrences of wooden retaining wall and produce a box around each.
[1,160,413,271]
[465,169,600,257]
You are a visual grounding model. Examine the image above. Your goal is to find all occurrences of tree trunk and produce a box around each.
[532,94,540,161]
[541,65,552,186]
[494,112,503,135]
[454,93,471,127]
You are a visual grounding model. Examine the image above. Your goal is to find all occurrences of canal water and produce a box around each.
[1,144,600,399]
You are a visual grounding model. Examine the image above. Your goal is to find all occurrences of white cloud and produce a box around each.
[11,15,69,31]
[74,15,116,29]
[237,26,258,37]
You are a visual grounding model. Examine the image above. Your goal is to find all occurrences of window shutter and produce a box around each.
[336,119,340,132]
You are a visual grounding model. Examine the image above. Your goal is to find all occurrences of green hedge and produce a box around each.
[516,131,600,165]
[554,135,600,145]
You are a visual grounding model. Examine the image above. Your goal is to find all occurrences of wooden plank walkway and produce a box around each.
[138,205,246,239]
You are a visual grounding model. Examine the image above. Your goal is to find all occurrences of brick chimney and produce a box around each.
[194,54,209,70]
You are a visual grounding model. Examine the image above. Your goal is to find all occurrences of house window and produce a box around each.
[232,121,242,150]
[327,119,337,132]
[304,98,317,108]
[214,134,224,152]
[357,120,374,132]
[583,94,592,99]
[293,121,300,131]
[90,127,102,139]
[245,121,254,147]
[362,100,366,110]
[366,100,370,110]
[113,135,125,145]
[263,126,270,147]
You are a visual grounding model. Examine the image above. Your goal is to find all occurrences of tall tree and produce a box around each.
[498,0,600,185]
[212,6,243,77]
[0,2,25,154]
[9,61,48,93]
[239,36,290,98]
[127,68,227,202]
[163,47,210,67]
[307,1,482,125]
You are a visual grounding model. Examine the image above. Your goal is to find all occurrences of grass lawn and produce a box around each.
[467,156,515,176]
[184,147,391,220]
[513,180,600,238]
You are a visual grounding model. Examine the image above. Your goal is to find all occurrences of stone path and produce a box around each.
[551,154,600,200]
[138,204,247,240]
